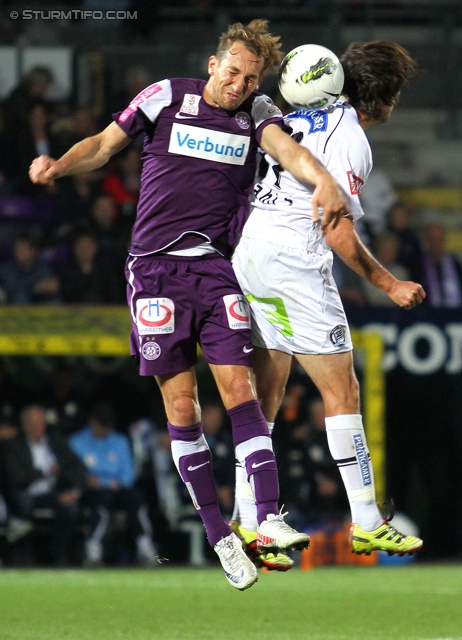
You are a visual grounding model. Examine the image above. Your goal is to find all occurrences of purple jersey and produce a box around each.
[114,78,283,255]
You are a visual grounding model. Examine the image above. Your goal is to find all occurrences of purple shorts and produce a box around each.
[125,253,253,375]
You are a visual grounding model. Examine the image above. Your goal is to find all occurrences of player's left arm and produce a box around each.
[260,123,349,229]
[327,216,426,309]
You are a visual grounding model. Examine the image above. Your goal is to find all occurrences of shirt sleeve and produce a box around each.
[113,79,173,139]
[251,94,284,146]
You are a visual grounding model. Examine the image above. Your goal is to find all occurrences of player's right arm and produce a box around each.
[29,121,131,185]
[260,123,349,229]
[327,216,426,309]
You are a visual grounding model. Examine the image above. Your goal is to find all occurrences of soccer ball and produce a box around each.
[278,44,344,110]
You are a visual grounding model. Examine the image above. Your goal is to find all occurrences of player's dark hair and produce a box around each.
[216,19,283,74]
[340,41,417,120]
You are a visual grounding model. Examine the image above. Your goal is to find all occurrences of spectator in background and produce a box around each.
[1,404,85,566]
[0,359,23,427]
[2,67,54,139]
[361,232,411,307]
[419,222,462,308]
[86,193,129,269]
[1,67,55,192]
[8,104,57,190]
[70,402,159,567]
[57,230,124,304]
[387,203,423,281]
[0,231,60,305]
[41,362,91,437]
[359,167,399,240]
[105,65,154,127]
[303,397,349,525]
[102,146,141,219]
[50,172,104,245]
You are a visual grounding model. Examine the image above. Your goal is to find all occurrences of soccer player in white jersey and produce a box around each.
[232,40,426,564]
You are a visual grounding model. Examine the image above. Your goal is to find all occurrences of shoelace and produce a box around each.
[267,513,297,533]
[221,538,243,571]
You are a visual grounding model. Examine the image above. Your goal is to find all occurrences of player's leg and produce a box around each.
[156,368,258,589]
[253,346,293,422]
[226,348,295,570]
[294,350,422,556]
[210,362,310,554]
[127,255,257,588]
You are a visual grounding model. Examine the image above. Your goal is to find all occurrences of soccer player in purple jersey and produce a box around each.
[29,19,348,590]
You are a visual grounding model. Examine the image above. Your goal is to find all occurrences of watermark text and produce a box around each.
[10,10,137,20]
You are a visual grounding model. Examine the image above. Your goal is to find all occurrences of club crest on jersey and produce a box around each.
[224,294,251,330]
[347,170,365,196]
[235,112,251,129]
[179,93,201,116]
[330,324,346,345]
[141,339,162,361]
[136,298,175,335]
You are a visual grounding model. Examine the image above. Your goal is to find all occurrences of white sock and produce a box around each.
[231,421,275,531]
[325,414,382,531]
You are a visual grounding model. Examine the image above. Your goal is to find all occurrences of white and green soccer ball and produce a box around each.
[278,43,344,110]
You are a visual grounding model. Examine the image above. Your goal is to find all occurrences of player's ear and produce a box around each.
[208,55,218,76]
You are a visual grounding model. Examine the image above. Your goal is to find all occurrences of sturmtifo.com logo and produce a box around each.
[10,9,137,20]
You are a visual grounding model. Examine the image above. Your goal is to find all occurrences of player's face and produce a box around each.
[205,42,265,111]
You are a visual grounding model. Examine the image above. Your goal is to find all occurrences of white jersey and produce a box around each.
[242,101,372,253]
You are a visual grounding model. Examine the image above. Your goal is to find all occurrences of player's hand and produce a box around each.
[389,281,426,309]
[29,155,62,184]
[311,175,350,231]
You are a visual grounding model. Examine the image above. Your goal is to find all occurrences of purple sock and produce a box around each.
[167,421,230,546]
[228,400,279,525]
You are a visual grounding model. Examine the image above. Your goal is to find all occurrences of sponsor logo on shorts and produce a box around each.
[224,294,251,330]
[330,324,346,345]
[246,294,294,338]
[136,298,175,335]
[235,111,251,129]
[169,123,250,165]
[118,83,163,122]
[178,93,201,116]
[141,340,161,361]
[347,170,365,196]
[352,434,372,486]
[243,345,253,353]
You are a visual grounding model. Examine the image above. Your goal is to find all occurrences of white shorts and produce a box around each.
[232,236,352,355]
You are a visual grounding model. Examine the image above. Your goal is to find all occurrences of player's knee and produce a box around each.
[223,375,255,408]
[169,395,200,425]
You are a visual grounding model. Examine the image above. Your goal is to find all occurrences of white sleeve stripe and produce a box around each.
[134,79,172,123]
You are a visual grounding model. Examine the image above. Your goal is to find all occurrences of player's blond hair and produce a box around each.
[215,19,283,74]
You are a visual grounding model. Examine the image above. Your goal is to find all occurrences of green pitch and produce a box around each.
[0,564,461,640]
